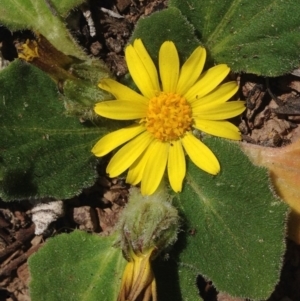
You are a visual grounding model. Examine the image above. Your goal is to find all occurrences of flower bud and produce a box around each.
[117,186,180,259]
[116,186,180,301]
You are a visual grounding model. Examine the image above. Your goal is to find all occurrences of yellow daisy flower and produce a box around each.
[92,39,245,195]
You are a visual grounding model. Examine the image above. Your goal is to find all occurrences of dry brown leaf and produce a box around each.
[241,140,300,243]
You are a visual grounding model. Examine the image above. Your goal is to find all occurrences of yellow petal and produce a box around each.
[98,79,148,104]
[125,41,160,99]
[94,100,147,120]
[168,140,186,192]
[181,132,220,175]
[193,101,245,120]
[107,131,153,177]
[176,46,206,95]
[159,41,179,93]
[141,140,169,195]
[184,64,230,101]
[133,39,160,93]
[126,148,151,185]
[193,119,242,140]
[190,81,238,106]
[91,124,146,157]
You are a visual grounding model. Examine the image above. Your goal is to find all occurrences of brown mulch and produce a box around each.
[1,0,300,300]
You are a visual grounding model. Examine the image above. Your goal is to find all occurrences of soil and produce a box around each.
[1,0,300,301]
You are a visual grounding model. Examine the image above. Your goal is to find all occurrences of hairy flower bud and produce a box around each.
[116,186,180,301]
[118,187,180,259]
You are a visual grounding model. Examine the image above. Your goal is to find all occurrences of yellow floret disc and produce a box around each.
[144,92,192,142]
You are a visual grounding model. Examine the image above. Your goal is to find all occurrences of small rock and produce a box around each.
[31,200,64,235]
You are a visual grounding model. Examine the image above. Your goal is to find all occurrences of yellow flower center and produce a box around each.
[144,92,193,142]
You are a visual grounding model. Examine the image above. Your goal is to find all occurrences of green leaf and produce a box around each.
[174,137,288,300]
[177,264,201,301]
[169,0,300,76]
[51,0,86,17]
[130,7,200,63]
[0,60,106,201]
[0,0,86,59]
[28,230,126,301]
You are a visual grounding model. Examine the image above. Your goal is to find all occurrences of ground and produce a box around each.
[0,0,300,300]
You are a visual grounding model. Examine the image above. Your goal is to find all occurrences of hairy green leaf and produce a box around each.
[51,0,86,17]
[29,230,126,301]
[130,7,200,64]
[0,0,86,59]
[0,60,106,201]
[177,264,201,301]
[169,0,300,76]
[174,137,288,299]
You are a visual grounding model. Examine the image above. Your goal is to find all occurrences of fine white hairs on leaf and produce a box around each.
[31,200,64,235]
